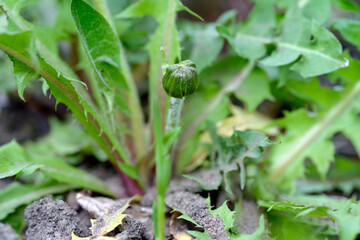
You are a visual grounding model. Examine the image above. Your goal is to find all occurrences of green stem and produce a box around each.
[270,80,360,182]
[165,97,185,133]
[151,0,177,238]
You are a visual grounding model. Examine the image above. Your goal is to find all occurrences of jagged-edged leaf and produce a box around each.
[0,141,115,196]
[332,19,360,52]
[0,182,73,220]
[261,7,346,78]
[0,30,137,183]
[327,201,360,240]
[269,77,360,187]
[260,196,360,240]
[206,197,235,230]
[260,200,330,217]
[217,2,347,78]
[10,57,37,101]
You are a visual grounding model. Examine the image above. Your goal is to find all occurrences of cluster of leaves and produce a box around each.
[0,0,360,239]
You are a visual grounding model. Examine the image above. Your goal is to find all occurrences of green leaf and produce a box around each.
[260,200,330,217]
[0,30,137,183]
[71,0,126,89]
[218,2,347,78]
[11,57,37,101]
[0,160,41,179]
[300,0,331,24]
[269,78,360,187]
[236,68,274,112]
[332,19,360,52]
[25,118,94,157]
[180,21,224,73]
[0,181,73,220]
[217,0,276,61]
[176,0,203,21]
[328,201,360,240]
[331,0,359,11]
[207,197,235,230]
[163,127,181,155]
[0,141,115,196]
[260,7,347,78]
[174,209,212,240]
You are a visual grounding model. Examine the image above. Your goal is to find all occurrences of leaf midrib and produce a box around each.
[235,32,345,65]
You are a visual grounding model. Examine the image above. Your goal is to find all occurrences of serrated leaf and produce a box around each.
[327,201,360,240]
[207,197,235,230]
[0,182,73,220]
[270,78,360,187]
[10,57,37,101]
[260,200,330,217]
[218,2,347,78]
[0,30,138,183]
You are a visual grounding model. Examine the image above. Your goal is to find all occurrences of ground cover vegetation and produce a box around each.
[0,0,360,239]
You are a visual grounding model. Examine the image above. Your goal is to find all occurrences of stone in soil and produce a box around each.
[165,191,229,240]
[24,195,90,240]
[0,222,18,240]
[117,215,147,240]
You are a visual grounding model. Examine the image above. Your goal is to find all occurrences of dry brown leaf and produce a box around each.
[72,196,141,240]
[76,193,116,218]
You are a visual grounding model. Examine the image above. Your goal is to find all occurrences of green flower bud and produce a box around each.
[162,60,199,99]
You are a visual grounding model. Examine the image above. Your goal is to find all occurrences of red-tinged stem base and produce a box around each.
[116,167,144,197]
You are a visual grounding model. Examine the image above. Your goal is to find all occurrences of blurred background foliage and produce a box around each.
[1,0,360,238]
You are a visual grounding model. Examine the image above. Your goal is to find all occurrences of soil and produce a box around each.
[0,222,18,240]
[24,196,90,240]
[166,191,229,239]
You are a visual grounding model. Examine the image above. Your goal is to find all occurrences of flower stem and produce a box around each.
[165,97,185,133]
